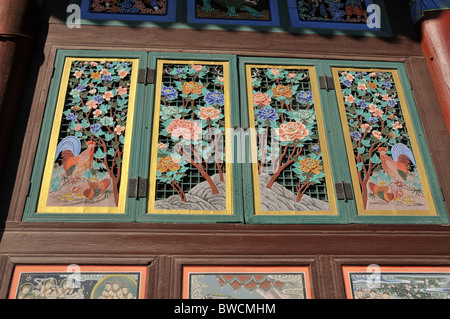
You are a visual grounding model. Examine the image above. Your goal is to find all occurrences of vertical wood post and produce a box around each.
[0,0,41,179]
[416,10,450,133]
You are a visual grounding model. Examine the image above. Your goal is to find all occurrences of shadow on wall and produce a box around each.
[0,0,441,230]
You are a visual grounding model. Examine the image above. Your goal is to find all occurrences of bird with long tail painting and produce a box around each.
[54,136,96,182]
[370,143,417,204]
[379,143,416,183]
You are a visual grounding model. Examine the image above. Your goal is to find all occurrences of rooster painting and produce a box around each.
[54,136,96,181]
[367,143,425,207]
[72,178,111,201]
[379,143,416,183]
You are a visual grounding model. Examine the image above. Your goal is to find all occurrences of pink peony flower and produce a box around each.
[253,92,272,107]
[276,122,310,142]
[191,64,203,72]
[198,106,221,120]
[167,118,202,141]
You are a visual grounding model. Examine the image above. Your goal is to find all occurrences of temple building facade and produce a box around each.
[0,0,449,299]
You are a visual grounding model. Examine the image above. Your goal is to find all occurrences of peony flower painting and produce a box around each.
[335,69,429,212]
[249,66,331,211]
[151,62,228,212]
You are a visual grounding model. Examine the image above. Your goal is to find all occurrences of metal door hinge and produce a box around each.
[335,182,353,201]
[128,177,148,199]
[137,68,155,85]
[319,75,335,91]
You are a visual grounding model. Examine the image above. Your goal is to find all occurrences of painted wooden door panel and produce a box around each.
[333,67,437,217]
[23,51,147,221]
[140,54,243,223]
[22,52,447,224]
[239,58,351,224]
[246,64,336,215]
[8,265,148,299]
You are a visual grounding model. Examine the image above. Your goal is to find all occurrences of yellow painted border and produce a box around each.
[246,65,337,216]
[332,67,437,216]
[36,57,140,214]
[147,60,233,215]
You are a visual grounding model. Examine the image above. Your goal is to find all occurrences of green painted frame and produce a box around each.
[135,52,244,223]
[323,59,449,224]
[22,50,149,222]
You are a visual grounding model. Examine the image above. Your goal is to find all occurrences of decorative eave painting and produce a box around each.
[36,57,140,214]
[245,64,337,216]
[287,0,383,32]
[183,266,312,299]
[186,0,281,26]
[80,0,177,22]
[146,60,234,216]
[332,68,437,216]
[343,266,450,299]
[8,265,148,299]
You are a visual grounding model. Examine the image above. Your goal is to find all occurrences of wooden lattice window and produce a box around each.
[244,64,337,217]
[23,52,448,224]
[23,51,147,221]
[332,67,438,217]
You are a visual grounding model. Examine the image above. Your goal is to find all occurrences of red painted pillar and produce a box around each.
[416,10,450,133]
[0,0,41,179]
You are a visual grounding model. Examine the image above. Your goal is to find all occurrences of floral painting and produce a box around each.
[296,0,369,23]
[248,66,332,213]
[335,69,429,212]
[150,62,230,212]
[183,266,311,299]
[43,59,136,210]
[88,0,167,15]
[8,265,147,299]
[343,266,450,299]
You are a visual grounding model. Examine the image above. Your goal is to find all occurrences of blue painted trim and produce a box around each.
[287,0,381,31]
[80,0,177,22]
[186,0,281,26]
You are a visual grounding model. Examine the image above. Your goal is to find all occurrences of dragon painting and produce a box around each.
[201,0,264,18]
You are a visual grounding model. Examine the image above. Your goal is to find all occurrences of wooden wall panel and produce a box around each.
[0,0,449,299]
